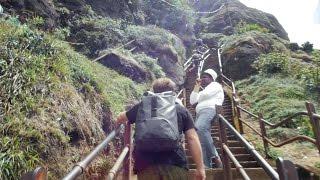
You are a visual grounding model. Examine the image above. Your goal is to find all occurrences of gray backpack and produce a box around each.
[135,91,180,152]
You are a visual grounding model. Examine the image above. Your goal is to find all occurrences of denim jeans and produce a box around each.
[195,108,219,168]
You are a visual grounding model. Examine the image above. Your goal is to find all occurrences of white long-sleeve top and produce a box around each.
[190,82,224,113]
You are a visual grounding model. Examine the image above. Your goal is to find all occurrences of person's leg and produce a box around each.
[213,156,223,168]
[195,108,219,168]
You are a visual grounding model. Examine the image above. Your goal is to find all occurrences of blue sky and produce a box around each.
[239,0,320,49]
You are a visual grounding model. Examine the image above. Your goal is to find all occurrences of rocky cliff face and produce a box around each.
[194,0,288,40]
[192,0,290,80]
[1,0,141,24]
[221,32,289,80]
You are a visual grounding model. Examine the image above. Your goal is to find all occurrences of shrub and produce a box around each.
[235,21,269,34]
[289,42,300,51]
[302,41,314,53]
[253,52,289,74]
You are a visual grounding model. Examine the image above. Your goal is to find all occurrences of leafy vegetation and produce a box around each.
[0,17,145,179]
[253,52,289,74]
[220,31,288,54]
[302,41,314,53]
[235,21,269,34]
[289,42,300,51]
[237,49,320,138]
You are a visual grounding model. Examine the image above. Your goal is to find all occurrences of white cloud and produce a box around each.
[239,0,320,49]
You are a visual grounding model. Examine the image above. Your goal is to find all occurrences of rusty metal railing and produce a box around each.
[216,105,301,180]
[217,46,320,156]
[215,46,317,179]
[184,48,211,78]
[62,122,132,180]
[216,106,280,180]
[235,102,320,156]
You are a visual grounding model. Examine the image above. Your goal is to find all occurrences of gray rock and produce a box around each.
[195,0,289,40]
[98,52,152,83]
[221,32,289,80]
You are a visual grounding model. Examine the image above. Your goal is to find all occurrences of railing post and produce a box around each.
[183,88,187,107]
[306,102,320,153]
[234,97,244,134]
[123,122,132,180]
[235,102,244,134]
[216,105,232,180]
[259,113,270,158]
[276,158,299,180]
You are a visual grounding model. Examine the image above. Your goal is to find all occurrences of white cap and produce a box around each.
[203,69,217,81]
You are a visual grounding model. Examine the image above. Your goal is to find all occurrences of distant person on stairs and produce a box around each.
[190,69,224,168]
[116,78,206,180]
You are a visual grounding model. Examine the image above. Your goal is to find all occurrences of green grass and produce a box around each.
[0,17,146,179]
[236,74,317,137]
[235,21,269,34]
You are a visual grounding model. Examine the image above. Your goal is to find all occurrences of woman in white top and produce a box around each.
[190,69,224,168]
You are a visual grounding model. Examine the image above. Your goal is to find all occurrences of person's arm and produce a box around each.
[190,79,201,105]
[115,111,128,127]
[199,83,223,100]
[185,128,206,180]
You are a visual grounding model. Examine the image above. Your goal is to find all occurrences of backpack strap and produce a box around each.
[151,96,157,117]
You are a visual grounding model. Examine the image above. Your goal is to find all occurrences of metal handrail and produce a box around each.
[221,74,236,95]
[63,125,123,180]
[237,105,309,128]
[218,48,223,74]
[238,118,317,146]
[176,89,184,98]
[107,146,129,180]
[222,144,250,180]
[197,53,210,78]
[216,44,319,177]
[217,114,279,180]
[184,48,211,72]
[313,113,320,119]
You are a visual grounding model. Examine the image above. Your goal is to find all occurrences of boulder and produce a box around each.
[127,25,186,85]
[98,52,151,83]
[221,31,289,80]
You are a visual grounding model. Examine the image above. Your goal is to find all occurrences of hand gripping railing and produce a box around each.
[63,122,132,180]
